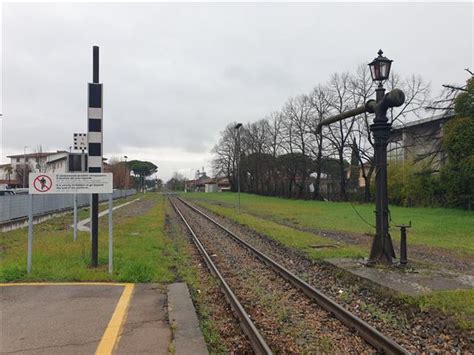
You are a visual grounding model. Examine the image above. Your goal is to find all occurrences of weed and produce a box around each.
[316,336,334,353]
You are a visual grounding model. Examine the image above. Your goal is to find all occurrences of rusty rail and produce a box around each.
[170,198,273,355]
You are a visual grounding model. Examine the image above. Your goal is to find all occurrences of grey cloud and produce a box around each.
[2,2,472,180]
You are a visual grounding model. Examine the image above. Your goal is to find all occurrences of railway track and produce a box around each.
[170,196,409,354]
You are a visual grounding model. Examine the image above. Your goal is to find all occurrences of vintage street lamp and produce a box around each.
[234,123,243,211]
[369,49,393,104]
[367,50,400,265]
[369,50,393,83]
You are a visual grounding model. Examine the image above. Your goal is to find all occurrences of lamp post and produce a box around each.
[234,123,243,211]
[123,156,129,188]
[23,146,28,188]
[367,50,398,265]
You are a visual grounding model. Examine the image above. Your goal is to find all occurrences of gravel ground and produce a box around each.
[173,198,374,353]
[181,198,473,354]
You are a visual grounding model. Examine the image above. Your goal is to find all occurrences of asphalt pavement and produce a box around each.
[0,283,173,355]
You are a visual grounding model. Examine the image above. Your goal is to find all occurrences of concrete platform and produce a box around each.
[116,284,171,355]
[1,282,208,354]
[327,258,474,296]
[1,283,124,354]
[168,283,209,355]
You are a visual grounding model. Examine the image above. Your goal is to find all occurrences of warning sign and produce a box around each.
[33,175,53,192]
[29,173,113,194]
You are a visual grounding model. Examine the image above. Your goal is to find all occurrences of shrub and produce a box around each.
[387,160,443,207]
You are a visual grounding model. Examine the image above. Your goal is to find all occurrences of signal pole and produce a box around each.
[88,46,103,267]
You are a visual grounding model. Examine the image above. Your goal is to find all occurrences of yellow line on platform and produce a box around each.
[0,282,130,287]
[95,283,135,355]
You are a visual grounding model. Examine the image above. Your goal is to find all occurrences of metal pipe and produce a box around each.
[316,100,376,133]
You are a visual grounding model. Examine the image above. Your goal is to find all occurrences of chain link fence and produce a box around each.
[0,189,136,223]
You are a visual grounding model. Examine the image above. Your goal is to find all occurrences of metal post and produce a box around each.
[91,194,99,266]
[90,45,100,267]
[73,193,77,241]
[81,151,85,172]
[108,194,113,274]
[400,227,407,265]
[89,194,92,242]
[368,84,396,265]
[23,146,27,188]
[396,222,411,266]
[27,194,33,274]
[237,128,241,212]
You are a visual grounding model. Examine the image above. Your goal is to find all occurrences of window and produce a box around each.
[16,158,20,163]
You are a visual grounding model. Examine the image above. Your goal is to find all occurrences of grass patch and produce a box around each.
[185,195,364,260]
[408,289,474,330]
[0,193,175,283]
[185,192,474,256]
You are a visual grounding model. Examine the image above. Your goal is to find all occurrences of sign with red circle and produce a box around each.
[33,175,53,193]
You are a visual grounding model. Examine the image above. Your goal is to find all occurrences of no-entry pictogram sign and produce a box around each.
[29,173,113,194]
[33,175,53,192]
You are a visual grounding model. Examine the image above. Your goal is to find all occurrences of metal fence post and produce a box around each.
[108,193,113,274]
[73,193,78,241]
[27,194,33,274]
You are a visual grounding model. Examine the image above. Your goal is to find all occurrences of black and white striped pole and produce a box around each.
[88,45,103,267]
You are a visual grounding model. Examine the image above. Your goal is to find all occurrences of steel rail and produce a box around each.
[177,197,410,355]
[169,198,273,355]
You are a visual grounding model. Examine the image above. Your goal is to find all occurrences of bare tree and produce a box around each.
[212,123,240,191]
[386,72,431,124]
[308,84,331,200]
[33,145,48,173]
[241,119,273,194]
[210,63,433,204]
[324,72,356,201]
[349,64,376,201]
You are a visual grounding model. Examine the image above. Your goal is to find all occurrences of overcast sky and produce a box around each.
[1,2,472,181]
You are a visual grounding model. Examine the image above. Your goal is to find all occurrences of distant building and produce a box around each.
[185,176,231,193]
[6,151,94,187]
[7,152,56,174]
[46,151,88,173]
[388,112,455,171]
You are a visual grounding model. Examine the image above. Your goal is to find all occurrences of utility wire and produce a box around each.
[350,201,376,228]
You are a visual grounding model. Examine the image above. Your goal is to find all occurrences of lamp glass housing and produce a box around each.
[368,51,393,82]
